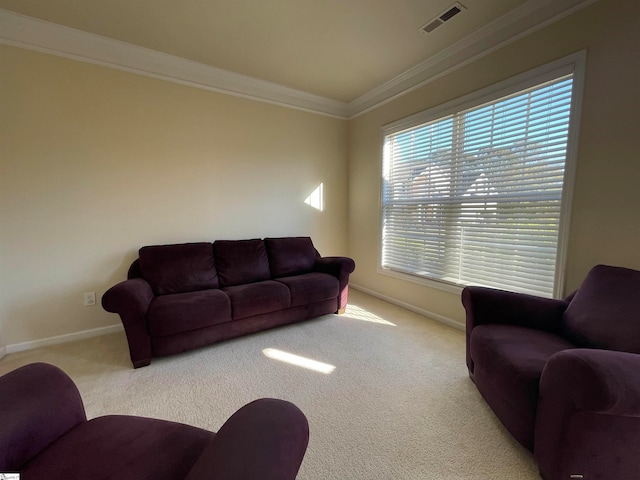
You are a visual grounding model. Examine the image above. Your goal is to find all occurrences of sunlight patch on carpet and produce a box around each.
[263,348,336,374]
[344,304,396,326]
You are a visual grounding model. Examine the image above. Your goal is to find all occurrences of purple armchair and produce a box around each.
[462,264,640,480]
[0,363,309,480]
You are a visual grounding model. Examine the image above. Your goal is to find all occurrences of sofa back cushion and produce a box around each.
[562,264,640,353]
[265,237,318,278]
[139,243,219,295]
[213,239,271,287]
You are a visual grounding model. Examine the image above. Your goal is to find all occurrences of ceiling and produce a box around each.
[0,0,595,114]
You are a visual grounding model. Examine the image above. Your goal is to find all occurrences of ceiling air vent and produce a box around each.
[420,2,467,34]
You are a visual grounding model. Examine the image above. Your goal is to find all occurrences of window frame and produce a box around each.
[378,51,586,298]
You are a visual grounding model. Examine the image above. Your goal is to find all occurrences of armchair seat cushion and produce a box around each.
[23,415,214,480]
[148,290,232,337]
[276,272,339,307]
[223,280,291,320]
[470,324,575,449]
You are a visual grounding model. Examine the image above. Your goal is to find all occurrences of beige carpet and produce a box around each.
[0,290,540,479]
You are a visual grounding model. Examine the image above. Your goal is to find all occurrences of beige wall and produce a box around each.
[348,0,640,326]
[0,45,347,346]
[3,0,639,348]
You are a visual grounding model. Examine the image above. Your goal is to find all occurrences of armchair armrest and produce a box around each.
[0,363,86,471]
[539,349,640,418]
[101,278,154,368]
[185,398,309,480]
[535,349,640,479]
[462,286,569,332]
[315,256,356,312]
[462,286,569,374]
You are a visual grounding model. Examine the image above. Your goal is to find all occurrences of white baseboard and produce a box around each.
[0,344,6,361]
[5,324,124,355]
[350,283,464,331]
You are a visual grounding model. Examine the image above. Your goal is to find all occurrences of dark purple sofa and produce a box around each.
[463,264,640,480]
[0,362,309,480]
[102,237,355,368]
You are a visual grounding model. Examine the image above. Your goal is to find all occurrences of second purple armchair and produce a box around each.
[463,264,640,480]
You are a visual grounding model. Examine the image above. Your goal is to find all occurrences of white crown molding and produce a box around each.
[347,0,599,118]
[0,9,349,118]
[1,1,597,120]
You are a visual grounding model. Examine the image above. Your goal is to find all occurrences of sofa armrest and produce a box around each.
[314,256,355,276]
[315,256,356,312]
[0,363,86,471]
[101,278,154,368]
[535,349,640,479]
[185,398,309,480]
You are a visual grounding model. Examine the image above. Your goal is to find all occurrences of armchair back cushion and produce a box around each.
[265,237,318,278]
[213,239,271,287]
[139,243,219,295]
[562,265,640,353]
[0,363,86,471]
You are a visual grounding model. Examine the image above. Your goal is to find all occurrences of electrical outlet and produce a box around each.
[83,292,96,307]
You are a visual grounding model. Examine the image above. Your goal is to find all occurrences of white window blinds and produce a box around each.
[381,74,575,298]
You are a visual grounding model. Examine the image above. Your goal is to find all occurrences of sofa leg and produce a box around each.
[337,307,346,314]
[133,358,151,369]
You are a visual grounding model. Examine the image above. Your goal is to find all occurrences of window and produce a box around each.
[381,54,584,298]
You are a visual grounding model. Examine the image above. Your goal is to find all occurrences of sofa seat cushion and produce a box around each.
[224,280,291,320]
[470,324,575,449]
[148,290,232,337]
[265,237,317,278]
[23,415,214,480]
[276,273,339,308]
[562,264,640,353]
[139,243,218,295]
[213,239,271,287]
